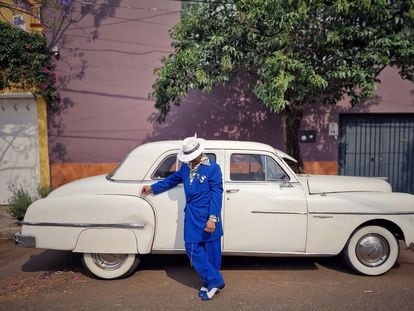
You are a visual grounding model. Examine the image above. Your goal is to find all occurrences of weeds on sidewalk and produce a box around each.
[7,188,33,221]
[7,186,52,221]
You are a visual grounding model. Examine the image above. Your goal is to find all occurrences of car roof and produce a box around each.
[110,140,292,181]
[143,140,297,162]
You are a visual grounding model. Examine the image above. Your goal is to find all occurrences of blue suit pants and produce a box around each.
[185,239,224,290]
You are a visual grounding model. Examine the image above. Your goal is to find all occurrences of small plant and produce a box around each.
[8,187,33,221]
[37,185,52,199]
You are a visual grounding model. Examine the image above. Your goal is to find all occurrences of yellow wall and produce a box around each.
[37,96,50,188]
[1,1,49,188]
[0,0,42,32]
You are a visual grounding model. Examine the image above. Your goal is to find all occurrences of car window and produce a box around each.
[230,154,265,181]
[152,153,217,180]
[230,154,287,181]
[205,153,216,163]
[266,156,288,181]
[152,154,178,179]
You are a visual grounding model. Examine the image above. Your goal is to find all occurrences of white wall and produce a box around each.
[0,93,40,204]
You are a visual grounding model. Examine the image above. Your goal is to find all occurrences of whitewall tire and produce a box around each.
[344,225,399,276]
[82,253,140,279]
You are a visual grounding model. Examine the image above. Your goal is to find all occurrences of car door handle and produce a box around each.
[226,189,240,193]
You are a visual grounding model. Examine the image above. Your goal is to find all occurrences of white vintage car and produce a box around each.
[16,140,414,279]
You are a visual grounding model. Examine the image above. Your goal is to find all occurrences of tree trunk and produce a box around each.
[282,104,304,173]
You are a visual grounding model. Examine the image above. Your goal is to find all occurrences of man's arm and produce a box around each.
[141,166,183,196]
[205,164,223,233]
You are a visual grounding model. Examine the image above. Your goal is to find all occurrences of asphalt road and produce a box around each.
[1,239,414,311]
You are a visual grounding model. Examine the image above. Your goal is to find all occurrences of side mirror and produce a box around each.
[280,175,293,188]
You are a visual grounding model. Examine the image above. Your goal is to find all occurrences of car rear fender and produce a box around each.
[21,194,156,254]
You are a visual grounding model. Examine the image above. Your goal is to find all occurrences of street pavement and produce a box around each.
[1,207,414,311]
[0,205,20,240]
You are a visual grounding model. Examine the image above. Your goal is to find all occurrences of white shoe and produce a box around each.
[200,287,220,301]
[198,286,208,297]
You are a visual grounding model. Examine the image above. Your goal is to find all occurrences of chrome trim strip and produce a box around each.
[20,222,145,229]
[309,211,414,216]
[152,249,187,255]
[251,211,308,215]
[107,178,141,183]
[226,181,301,184]
[151,249,333,257]
[221,251,332,257]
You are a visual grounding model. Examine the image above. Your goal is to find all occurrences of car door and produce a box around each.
[223,150,308,253]
[148,151,219,252]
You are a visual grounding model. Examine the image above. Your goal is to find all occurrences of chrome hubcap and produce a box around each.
[356,234,390,267]
[92,253,128,270]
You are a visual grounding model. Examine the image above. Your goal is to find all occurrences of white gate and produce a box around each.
[0,93,40,204]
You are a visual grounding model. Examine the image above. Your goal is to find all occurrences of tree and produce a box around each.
[0,0,76,106]
[151,0,414,171]
[0,0,109,107]
[0,21,59,106]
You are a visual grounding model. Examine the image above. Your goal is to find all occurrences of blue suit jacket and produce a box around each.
[151,161,223,243]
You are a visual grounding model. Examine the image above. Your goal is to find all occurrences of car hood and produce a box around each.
[298,175,392,194]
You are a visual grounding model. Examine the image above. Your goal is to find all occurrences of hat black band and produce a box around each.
[183,142,200,155]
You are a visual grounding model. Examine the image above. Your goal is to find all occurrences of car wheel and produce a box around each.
[82,253,140,279]
[344,225,399,276]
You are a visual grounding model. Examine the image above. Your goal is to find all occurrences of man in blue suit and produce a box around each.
[141,136,225,300]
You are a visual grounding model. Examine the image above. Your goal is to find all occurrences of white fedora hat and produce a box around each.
[178,135,206,162]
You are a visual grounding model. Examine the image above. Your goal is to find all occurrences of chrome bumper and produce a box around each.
[15,233,36,248]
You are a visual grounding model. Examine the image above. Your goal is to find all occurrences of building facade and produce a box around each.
[2,1,412,199]
[0,0,49,204]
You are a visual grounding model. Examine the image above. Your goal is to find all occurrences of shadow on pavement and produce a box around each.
[315,255,402,275]
[222,256,318,270]
[140,254,324,271]
[21,250,83,274]
[314,256,351,274]
[19,251,353,286]
[139,254,347,289]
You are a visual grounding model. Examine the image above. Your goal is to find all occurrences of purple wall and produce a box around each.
[48,0,181,162]
[47,1,285,164]
[145,72,285,149]
[301,67,414,162]
[47,1,414,165]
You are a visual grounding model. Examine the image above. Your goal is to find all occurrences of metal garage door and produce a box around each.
[0,93,40,204]
[339,114,414,194]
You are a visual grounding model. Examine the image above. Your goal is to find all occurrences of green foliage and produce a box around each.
[151,0,414,121]
[37,185,53,199]
[7,185,52,221]
[7,188,33,221]
[0,22,59,107]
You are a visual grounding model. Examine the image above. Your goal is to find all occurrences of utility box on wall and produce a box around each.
[300,130,316,143]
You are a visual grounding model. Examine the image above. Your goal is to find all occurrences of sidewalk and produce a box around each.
[0,205,21,240]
